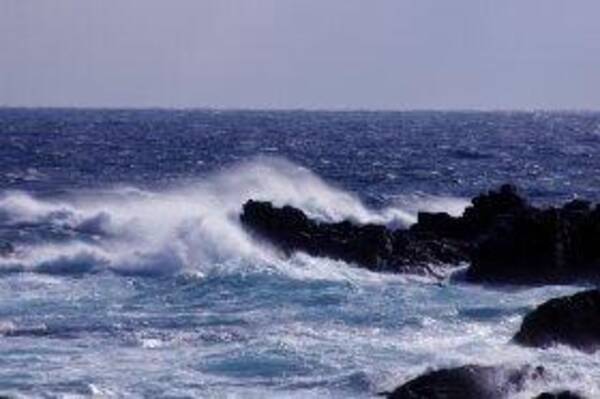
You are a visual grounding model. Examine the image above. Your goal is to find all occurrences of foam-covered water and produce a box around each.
[0,158,417,278]
[0,109,599,398]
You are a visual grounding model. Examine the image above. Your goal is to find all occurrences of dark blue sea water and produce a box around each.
[0,109,599,398]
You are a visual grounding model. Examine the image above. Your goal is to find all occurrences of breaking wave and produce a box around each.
[0,158,468,279]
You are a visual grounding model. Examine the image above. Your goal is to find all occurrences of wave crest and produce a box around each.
[0,158,467,279]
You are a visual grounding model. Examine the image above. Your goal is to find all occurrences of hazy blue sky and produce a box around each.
[2,1,600,109]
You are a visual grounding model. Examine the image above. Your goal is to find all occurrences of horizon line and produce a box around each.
[1,105,600,114]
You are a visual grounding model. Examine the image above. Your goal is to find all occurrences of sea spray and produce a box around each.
[0,157,450,278]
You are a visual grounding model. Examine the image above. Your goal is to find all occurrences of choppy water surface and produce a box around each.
[0,109,599,398]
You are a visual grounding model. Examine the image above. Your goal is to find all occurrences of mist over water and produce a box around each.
[0,158,420,278]
[0,110,599,398]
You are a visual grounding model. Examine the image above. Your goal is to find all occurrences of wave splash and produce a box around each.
[0,158,467,278]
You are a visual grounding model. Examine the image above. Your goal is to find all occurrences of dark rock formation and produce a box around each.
[412,183,530,241]
[533,391,586,399]
[240,184,600,283]
[381,364,545,399]
[514,289,600,352]
[240,200,469,275]
[467,197,600,284]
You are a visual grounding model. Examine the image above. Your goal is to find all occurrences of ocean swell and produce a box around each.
[0,158,466,279]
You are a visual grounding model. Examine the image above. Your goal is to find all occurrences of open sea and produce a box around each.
[0,109,599,398]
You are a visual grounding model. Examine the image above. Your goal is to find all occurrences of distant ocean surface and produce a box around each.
[0,109,599,398]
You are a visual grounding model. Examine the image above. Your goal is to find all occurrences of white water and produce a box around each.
[0,157,462,279]
[0,158,597,398]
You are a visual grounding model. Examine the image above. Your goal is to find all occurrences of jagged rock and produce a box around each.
[462,184,529,233]
[513,289,600,352]
[240,200,469,275]
[381,364,545,399]
[240,184,600,283]
[409,184,528,241]
[467,201,600,284]
[424,186,600,284]
[533,391,586,399]
[240,200,392,267]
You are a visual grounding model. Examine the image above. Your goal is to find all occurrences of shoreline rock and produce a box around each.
[534,391,586,399]
[240,184,600,284]
[513,289,600,352]
[380,364,545,399]
[467,197,600,284]
[240,200,469,275]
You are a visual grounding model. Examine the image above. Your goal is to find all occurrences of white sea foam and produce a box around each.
[0,166,596,398]
[0,157,451,279]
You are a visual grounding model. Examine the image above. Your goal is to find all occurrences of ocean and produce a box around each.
[0,109,599,398]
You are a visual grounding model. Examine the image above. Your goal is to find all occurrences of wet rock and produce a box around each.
[409,184,529,241]
[240,200,392,267]
[240,200,469,275]
[513,289,600,352]
[241,184,600,283]
[467,208,565,283]
[381,364,545,399]
[467,202,600,284]
[461,184,530,238]
[424,185,600,284]
[410,211,465,239]
[533,391,586,399]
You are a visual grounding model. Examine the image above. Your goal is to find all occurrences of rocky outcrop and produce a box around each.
[467,198,600,284]
[240,184,600,284]
[381,364,545,399]
[533,391,586,399]
[513,289,600,352]
[240,200,469,275]
[411,183,530,241]
[414,185,600,284]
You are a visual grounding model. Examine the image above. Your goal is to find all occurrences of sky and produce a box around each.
[1,0,600,110]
